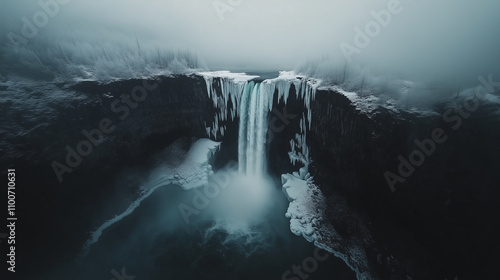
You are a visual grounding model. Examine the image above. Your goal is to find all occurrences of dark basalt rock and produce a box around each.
[306,89,500,280]
[2,74,499,280]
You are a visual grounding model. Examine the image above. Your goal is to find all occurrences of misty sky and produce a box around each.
[1,0,499,86]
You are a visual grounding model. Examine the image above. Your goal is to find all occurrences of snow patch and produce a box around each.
[281,172,324,243]
[320,85,441,117]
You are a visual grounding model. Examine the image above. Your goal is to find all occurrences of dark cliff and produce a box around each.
[2,74,499,279]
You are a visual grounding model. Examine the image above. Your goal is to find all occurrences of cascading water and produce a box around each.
[238,82,270,176]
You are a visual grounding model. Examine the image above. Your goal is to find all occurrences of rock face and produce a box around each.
[1,75,216,183]
[0,75,220,278]
[307,89,500,279]
[3,74,499,279]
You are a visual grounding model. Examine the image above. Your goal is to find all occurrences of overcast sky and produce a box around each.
[1,0,499,86]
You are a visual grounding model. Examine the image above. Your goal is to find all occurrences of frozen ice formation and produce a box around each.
[281,169,322,242]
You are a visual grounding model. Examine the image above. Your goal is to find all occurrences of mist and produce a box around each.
[64,137,299,280]
[2,0,499,84]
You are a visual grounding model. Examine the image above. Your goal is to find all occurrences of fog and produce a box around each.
[64,137,299,279]
[1,0,499,87]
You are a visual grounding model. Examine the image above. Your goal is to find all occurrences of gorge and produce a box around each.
[2,71,499,279]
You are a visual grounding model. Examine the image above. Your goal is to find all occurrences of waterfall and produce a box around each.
[199,71,320,176]
[238,82,270,176]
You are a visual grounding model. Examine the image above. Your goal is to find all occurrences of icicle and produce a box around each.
[284,82,291,104]
[203,76,213,98]
[211,123,217,138]
[268,83,275,111]
[293,81,301,99]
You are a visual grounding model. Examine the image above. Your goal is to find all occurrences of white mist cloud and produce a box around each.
[1,0,499,86]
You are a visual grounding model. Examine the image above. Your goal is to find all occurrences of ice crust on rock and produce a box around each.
[320,84,441,117]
